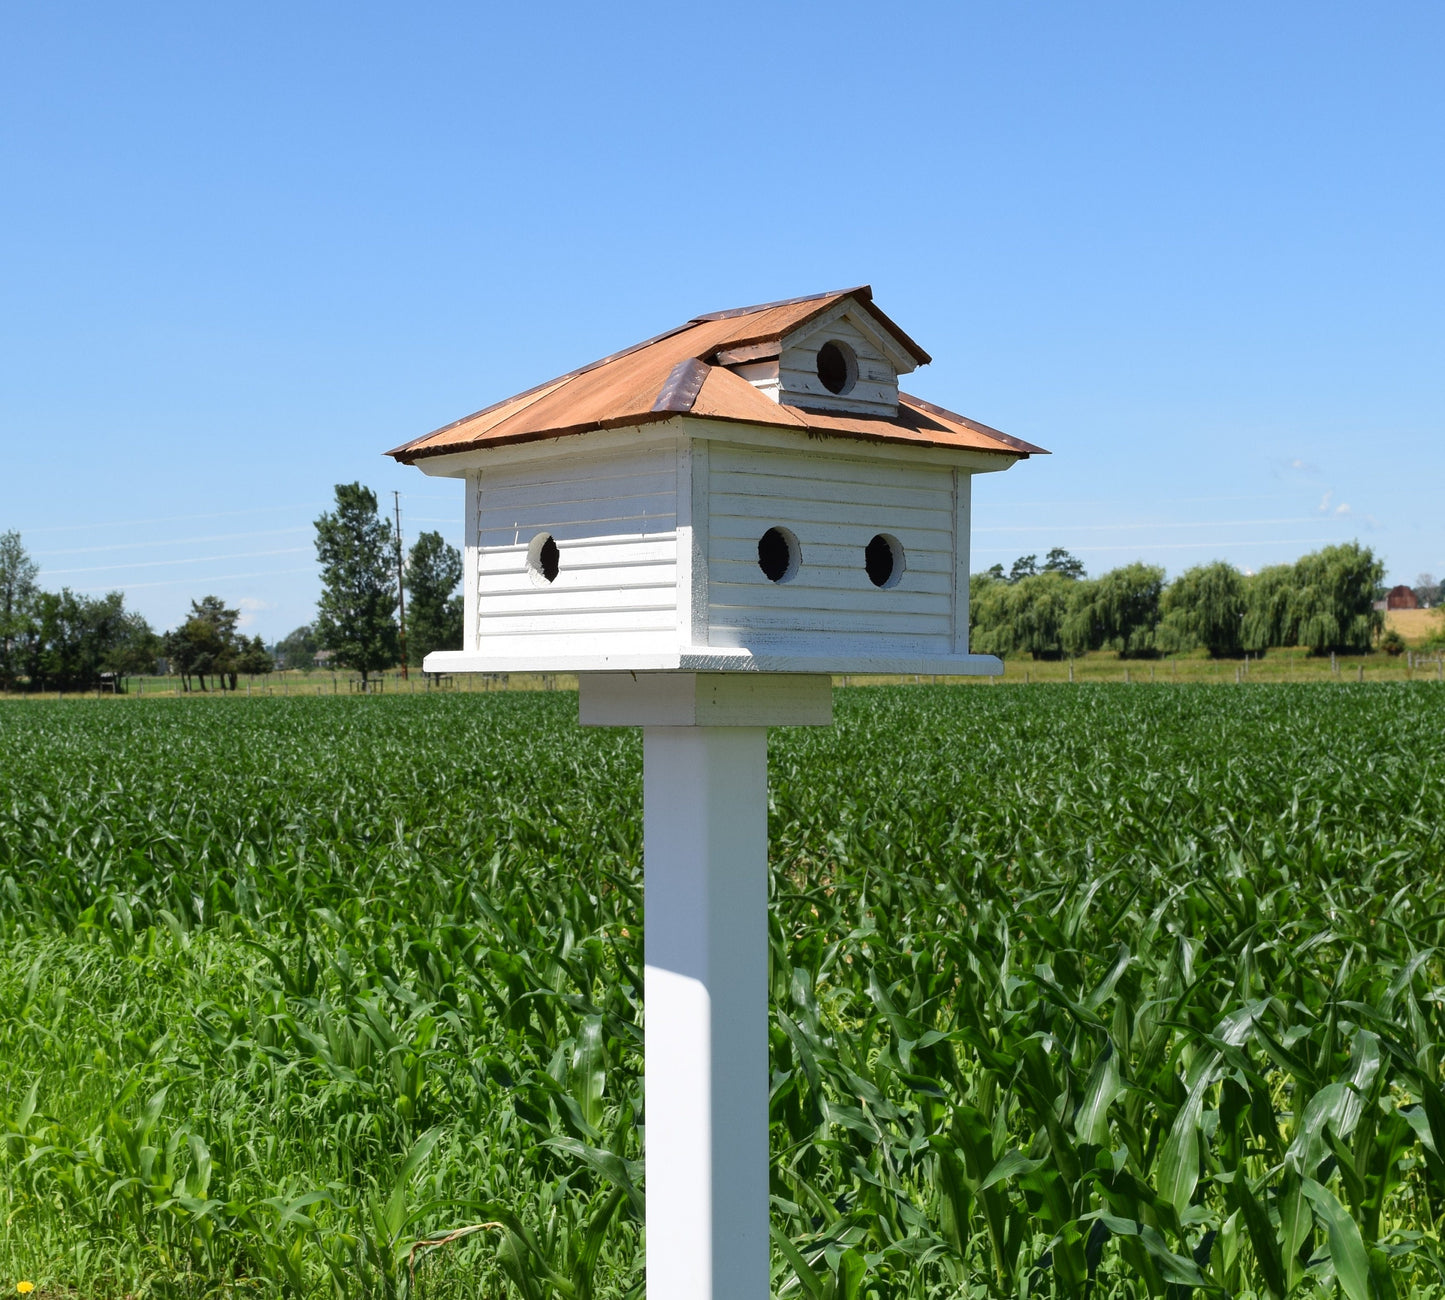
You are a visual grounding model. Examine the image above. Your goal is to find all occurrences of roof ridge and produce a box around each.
[689,286,870,323]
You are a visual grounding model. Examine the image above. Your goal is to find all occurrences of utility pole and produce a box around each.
[393,491,409,681]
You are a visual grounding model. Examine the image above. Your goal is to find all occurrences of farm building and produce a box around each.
[1386,584,1419,610]
[386,286,1046,676]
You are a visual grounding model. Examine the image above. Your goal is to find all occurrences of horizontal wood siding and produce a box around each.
[473,445,679,647]
[778,314,898,416]
[707,444,955,654]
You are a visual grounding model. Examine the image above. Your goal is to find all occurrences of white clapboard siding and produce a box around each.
[708,558,952,602]
[478,537,677,574]
[470,444,680,651]
[477,608,680,635]
[776,314,899,416]
[705,443,955,654]
[708,536,952,579]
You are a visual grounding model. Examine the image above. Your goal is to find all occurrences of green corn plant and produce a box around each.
[4,686,1445,1296]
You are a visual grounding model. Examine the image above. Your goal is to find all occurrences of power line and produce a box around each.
[974,536,1346,555]
[75,566,315,593]
[974,516,1343,534]
[394,490,409,681]
[13,502,328,535]
[33,526,311,557]
[43,547,310,577]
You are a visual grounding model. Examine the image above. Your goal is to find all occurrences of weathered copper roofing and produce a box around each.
[387,287,1048,463]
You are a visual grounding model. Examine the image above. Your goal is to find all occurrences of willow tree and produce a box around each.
[1157,561,1246,657]
[1291,542,1383,654]
[1242,564,1297,652]
[972,570,1087,660]
[1065,562,1164,658]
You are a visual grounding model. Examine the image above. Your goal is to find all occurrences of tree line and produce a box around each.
[971,541,1389,660]
[0,483,464,692]
[3,493,1397,689]
[0,530,273,692]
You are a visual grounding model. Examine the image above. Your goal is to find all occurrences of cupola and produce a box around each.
[709,290,928,416]
[386,286,1047,676]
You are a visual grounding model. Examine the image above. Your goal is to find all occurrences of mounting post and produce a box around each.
[580,673,832,1300]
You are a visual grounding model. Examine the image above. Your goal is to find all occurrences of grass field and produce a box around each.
[4,686,1445,1298]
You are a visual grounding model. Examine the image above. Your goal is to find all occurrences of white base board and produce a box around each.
[422,648,1004,676]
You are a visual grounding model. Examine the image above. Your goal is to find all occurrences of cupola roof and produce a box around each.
[386,286,1048,464]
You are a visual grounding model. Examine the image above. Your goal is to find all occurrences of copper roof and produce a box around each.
[387,287,1048,463]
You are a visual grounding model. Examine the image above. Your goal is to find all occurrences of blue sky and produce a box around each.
[2,2,1441,639]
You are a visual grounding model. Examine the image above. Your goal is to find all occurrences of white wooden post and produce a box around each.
[580,673,832,1300]
[644,724,769,1300]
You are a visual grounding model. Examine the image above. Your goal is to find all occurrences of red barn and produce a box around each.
[1386,584,1419,610]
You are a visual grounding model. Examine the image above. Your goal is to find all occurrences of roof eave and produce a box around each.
[387,410,680,463]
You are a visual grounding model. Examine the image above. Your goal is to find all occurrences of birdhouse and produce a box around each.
[389,287,1046,1300]
[386,286,1045,676]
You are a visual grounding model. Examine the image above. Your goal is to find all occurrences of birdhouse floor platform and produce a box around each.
[422,648,1005,677]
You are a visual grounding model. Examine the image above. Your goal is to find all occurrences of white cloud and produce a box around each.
[236,596,270,629]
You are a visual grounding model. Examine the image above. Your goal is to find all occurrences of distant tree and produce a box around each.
[1157,562,1246,657]
[164,596,241,691]
[405,531,464,666]
[1066,562,1164,658]
[968,570,1002,643]
[1008,554,1039,583]
[103,611,161,684]
[314,483,399,686]
[972,571,1085,659]
[274,624,318,670]
[1415,572,1441,609]
[25,589,128,690]
[1041,547,1087,580]
[195,596,242,690]
[0,530,39,690]
[1242,564,1296,651]
[236,635,274,678]
[1292,542,1383,654]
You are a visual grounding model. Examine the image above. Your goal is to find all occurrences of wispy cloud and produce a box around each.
[1332,502,1379,527]
[236,596,270,629]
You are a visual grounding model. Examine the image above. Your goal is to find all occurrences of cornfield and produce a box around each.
[2,685,1445,1298]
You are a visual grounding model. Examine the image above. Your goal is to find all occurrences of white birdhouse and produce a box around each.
[390,287,1045,1300]
[387,286,1045,677]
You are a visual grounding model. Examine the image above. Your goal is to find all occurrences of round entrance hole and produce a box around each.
[816,340,857,395]
[757,526,800,583]
[527,532,560,584]
[865,533,904,588]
